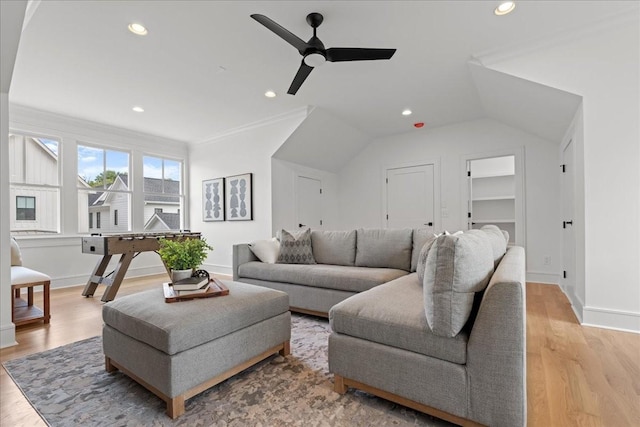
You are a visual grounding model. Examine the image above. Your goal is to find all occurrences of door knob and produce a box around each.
[424,222,433,226]
[299,223,306,228]
[563,220,573,228]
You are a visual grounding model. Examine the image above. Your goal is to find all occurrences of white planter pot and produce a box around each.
[171,269,193,283]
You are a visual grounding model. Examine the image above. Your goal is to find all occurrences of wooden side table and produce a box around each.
[11,280,51,327]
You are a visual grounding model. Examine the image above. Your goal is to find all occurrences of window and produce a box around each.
[9,134,61,234]
[78,145,130,233]
[143,156,183,231]
[16,196,36,220]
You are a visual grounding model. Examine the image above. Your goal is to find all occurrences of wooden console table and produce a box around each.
[81,232,201,302]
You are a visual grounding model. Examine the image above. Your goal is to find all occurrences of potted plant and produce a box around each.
[158,237,213,282]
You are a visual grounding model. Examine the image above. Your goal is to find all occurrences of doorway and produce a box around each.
[465,150,524,246]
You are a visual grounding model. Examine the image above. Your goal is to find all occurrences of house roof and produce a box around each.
[88,175,181,206]
[144,212,181,230]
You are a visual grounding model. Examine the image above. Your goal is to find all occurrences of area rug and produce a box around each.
[3,314,452,426]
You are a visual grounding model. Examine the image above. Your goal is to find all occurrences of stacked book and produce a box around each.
[172,276,210,295]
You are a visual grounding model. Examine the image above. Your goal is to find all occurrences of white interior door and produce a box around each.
[561,140,576,297]
[386,164,435,230]
[296,176,322,229]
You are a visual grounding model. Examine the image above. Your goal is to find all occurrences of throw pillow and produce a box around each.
[10,237,22,266]
[411,229,435,272]
[248,238,280,264]
[423,232,494,337]
[277,229,316,264]
[416,233,438,283]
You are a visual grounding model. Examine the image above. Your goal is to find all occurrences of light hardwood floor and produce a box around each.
[1,279,638,426]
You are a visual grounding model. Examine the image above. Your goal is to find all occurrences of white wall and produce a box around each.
[336,118,561,283]
[1,0,28,348]
[486,15,640,332]
[7,106,189,290]
[189,112,306,276]
[271,158,340,233]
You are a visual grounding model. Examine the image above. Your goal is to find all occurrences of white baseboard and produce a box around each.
[582,306,640,334]
[557,283,584,323]
[526,270,559,284]
[202,263,232,277]
[49,265,167,290]
[0,323,17,349]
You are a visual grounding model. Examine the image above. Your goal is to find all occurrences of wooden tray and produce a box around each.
[163,278,229,303]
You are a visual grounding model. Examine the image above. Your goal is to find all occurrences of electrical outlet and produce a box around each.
[544,256,551,266]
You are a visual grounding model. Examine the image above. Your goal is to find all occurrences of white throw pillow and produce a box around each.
[248,238,280,264]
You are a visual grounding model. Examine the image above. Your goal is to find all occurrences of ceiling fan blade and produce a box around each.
[326,48,396,62]
[251,14,309,53]
[287,61,314,95]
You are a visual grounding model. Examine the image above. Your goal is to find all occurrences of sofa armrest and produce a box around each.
[232,244,258,281]
[467,246,526,427]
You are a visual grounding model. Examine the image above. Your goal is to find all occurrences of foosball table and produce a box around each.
[81,231,201,302]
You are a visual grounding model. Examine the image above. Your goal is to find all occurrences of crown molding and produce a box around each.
[9,104,188,150]
[192,106,310,146]
[474,6,639,67]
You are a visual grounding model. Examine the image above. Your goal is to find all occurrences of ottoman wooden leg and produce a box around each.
[334,374,348,394]
[105,356,118,373]
[279,340,290,356]
[167,395,185,419]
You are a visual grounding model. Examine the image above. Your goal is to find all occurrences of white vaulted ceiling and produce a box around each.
[9,1,635,144]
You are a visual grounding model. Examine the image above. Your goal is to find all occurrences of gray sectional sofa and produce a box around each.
[233,226,526,426]
[233,228,424,316]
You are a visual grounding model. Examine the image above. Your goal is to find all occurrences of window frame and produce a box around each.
[78,143,132,234]
[16,195,36,221]
[142,155,185,231]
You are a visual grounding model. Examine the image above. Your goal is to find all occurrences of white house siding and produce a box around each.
[9,135,57,185]
[9,135,59,233]
[10,185,59,233]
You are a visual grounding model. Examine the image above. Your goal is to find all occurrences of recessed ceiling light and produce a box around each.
[494,2,515,16]
[128,23,148,35]
[132,106,144,113]
[265,90,277,98]
[402,109,412,116]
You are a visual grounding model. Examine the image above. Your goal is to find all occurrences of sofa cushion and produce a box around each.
[311,230,356,266]
[248,238,280,263]
[277,229,316,264]
[10,237,22,266]
[330,273,469,364]
[238,262,408,293]
[424,233,494,337]
[355,228,413,271]
[411,229,436,272]
[467,225,508,267]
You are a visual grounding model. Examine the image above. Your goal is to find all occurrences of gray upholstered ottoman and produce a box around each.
[102,280,291,418]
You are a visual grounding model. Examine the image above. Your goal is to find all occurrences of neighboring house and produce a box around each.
[8,134,60,234]
[87,175,181,233]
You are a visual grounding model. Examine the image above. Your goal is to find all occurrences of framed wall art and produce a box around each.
[225,173,253,221]
[202,178,225,222]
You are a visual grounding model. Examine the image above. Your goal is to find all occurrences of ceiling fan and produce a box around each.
[251,12,396,95]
